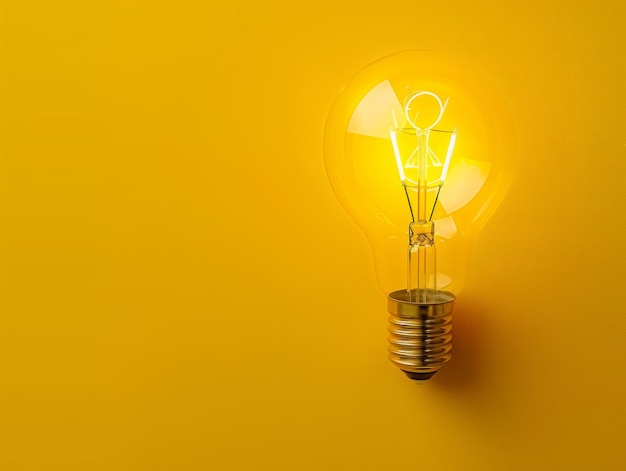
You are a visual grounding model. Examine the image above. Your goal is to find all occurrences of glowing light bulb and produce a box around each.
[324,51,515,382]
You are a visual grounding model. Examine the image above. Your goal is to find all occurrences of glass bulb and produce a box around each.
[324,51,515,381]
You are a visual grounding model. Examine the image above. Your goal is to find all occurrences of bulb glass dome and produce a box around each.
[324,50,515,297]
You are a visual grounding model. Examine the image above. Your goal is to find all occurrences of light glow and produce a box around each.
[439,158,492,214]
[433,216,457,239]
[347,80,404,139]
[441,129,456,181]
[389,129,406,182]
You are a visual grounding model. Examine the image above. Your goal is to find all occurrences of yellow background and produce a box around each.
[1,0,625,469]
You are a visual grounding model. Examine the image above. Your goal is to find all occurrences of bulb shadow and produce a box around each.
[430,295,492,392]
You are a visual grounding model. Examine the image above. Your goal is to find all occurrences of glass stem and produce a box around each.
[407,130,437,302]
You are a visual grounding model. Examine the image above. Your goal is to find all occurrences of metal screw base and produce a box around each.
[387,289,455,382]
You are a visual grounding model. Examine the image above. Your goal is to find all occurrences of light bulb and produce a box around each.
[324,51,515,382]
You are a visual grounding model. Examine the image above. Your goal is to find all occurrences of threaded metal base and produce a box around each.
[387,289,455,382]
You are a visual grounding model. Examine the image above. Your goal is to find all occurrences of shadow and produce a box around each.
[430,294,492,393]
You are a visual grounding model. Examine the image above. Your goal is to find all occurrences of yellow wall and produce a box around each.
[1,1,624,469]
